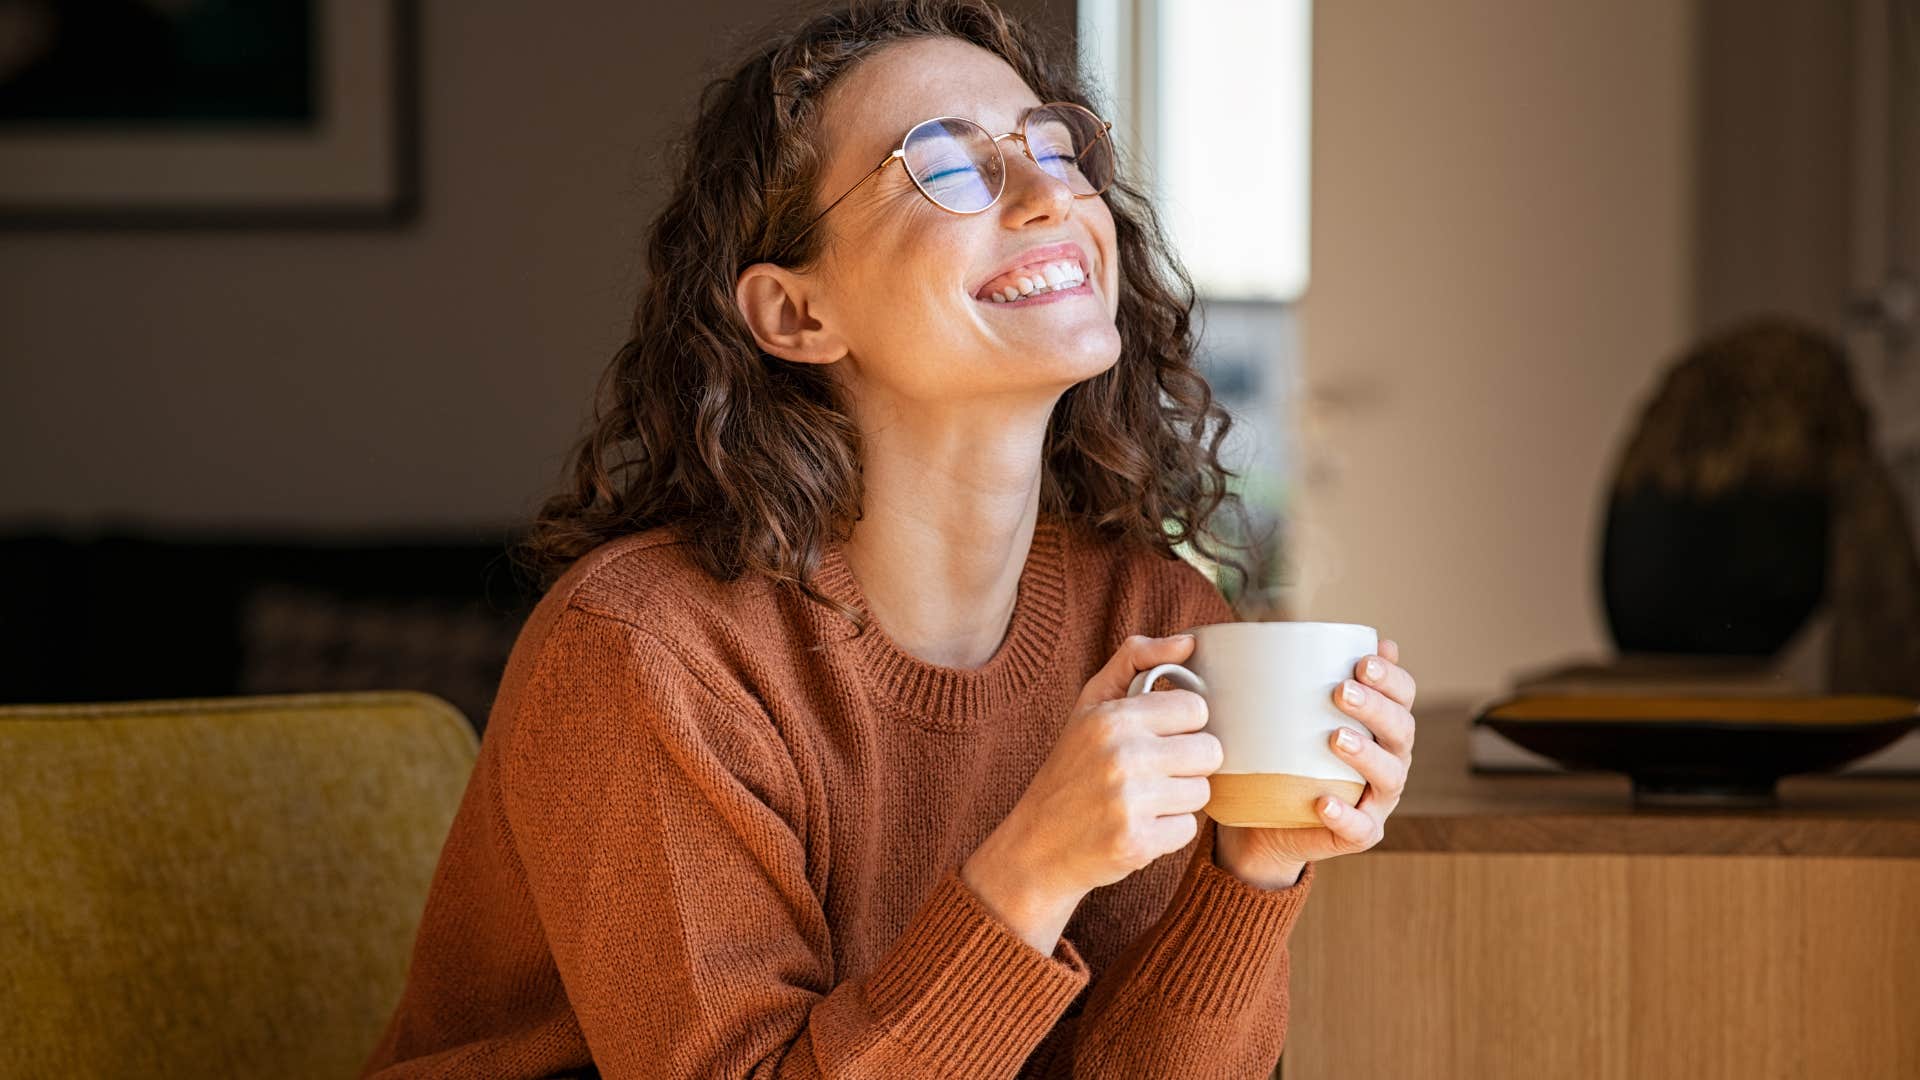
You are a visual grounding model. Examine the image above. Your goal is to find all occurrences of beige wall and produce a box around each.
[1293,0,1696,699]
[1693,0,1855,340]
[0,0,1072,535]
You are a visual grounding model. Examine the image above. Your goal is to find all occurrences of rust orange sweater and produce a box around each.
[362,512,1315,1078]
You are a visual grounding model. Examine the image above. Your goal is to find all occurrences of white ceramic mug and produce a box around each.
[1125,621,1379,828]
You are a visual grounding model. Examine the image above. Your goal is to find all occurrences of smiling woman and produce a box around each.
[356,2,1375,1078]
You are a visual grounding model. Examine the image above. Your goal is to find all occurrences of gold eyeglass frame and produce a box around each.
[778,101,1115,258]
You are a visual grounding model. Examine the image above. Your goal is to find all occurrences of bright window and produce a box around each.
[1080,0,1312,300]
[1080,1,1313,610]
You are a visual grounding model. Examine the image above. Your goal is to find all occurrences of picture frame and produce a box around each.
[0,0,419,229]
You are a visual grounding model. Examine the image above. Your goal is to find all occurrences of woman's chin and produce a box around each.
[985,306,1118,350]
[995,334,1122,387]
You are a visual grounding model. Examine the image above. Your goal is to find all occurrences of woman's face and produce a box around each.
[798,36,1124,405]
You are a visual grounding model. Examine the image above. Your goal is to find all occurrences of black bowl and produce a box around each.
[1477,695,1918,806]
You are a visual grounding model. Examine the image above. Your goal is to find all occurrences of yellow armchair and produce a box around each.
[0,691,477,1078]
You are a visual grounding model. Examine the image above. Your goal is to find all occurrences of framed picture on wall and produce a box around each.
[0,0,418,228]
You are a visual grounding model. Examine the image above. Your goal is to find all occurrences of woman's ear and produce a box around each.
[735,263,848,365]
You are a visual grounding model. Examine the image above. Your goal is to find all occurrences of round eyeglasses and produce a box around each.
[778,101,1115,259]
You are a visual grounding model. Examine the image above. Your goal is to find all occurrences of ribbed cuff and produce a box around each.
[1125,817,1316,1017]
[863,868,1091,1069]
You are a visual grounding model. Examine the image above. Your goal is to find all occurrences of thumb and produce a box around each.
[1076,633,1197,712]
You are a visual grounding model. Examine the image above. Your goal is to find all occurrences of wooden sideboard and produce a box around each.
[1277,702,1920,1079]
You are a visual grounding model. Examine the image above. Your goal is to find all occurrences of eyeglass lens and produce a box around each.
[902,104,1114,214]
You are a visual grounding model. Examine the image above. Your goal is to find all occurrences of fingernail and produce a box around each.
[1172,633,1195,644]
[1321,797,1342,818]
[1365,658,1384,682]
[1342,680,1364,707]
[1335,727,1362,752]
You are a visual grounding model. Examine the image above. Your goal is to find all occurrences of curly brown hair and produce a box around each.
[509,0,1263,634]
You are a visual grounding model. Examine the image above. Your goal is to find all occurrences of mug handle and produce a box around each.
[1126,662,1207,698]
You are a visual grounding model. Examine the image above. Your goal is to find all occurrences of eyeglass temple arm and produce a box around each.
[780,150,904,256]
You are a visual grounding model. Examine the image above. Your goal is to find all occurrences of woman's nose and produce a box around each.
[995,142,1075,225]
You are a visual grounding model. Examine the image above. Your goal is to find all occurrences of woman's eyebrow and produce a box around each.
[973,104,1039,131]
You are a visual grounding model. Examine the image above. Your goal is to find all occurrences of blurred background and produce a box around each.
[2,0,1915,717]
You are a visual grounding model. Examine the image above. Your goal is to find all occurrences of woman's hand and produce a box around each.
[1213,638,1418,889]
[961,633,1223,952]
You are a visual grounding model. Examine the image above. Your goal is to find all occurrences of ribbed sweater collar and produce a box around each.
[810,514,1071,730]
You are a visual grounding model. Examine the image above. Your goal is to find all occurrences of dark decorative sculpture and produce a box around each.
[1602,318,1920,696]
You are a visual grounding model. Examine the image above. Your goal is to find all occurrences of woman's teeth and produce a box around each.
[982,260,1087,303]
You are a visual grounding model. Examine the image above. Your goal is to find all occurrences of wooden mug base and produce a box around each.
[1204,773,1367,829]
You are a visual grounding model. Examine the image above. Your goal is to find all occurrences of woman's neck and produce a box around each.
[840,451,1052,668]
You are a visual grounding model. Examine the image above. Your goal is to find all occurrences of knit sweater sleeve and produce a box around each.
[1057,817,1315,1076]
[1054,559,1318,1077]
[498,606,1090,1080]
